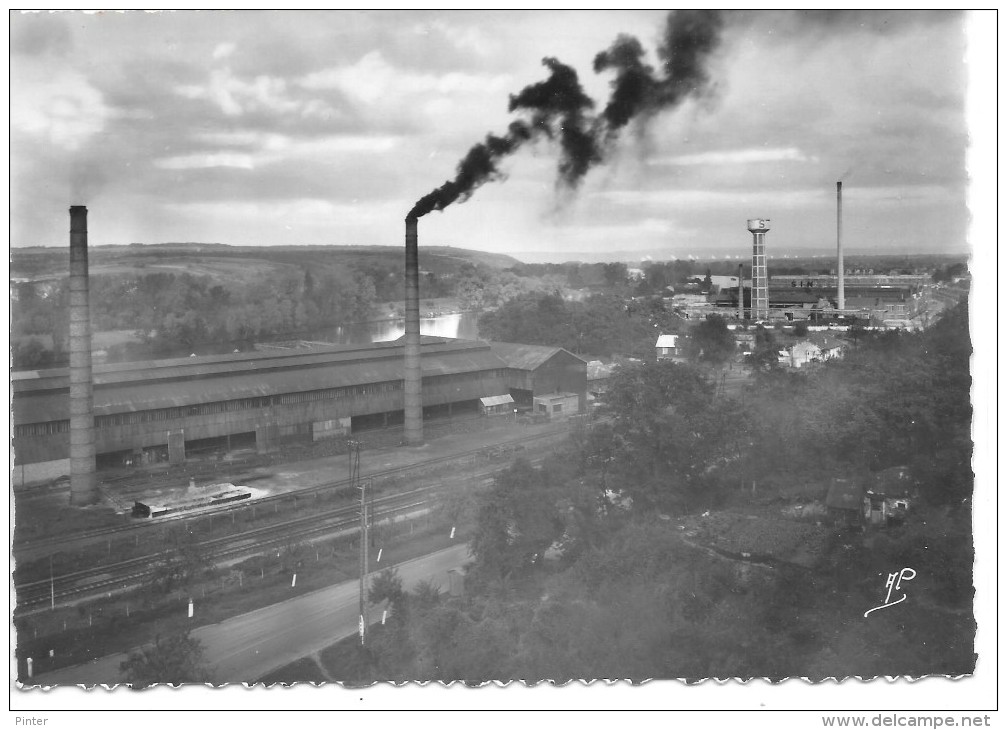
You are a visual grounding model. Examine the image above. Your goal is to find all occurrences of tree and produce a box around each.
[12,338,53,369]
[747,325,780,373]
[594,360,737,511]
[370,567,407,618]
[793,320,809,337]
[602,262,628,289]
[686,315,735,365]
[456,277,486,311]
[469,459,565,580]
[120,631,214,687]
[148,529,210,595]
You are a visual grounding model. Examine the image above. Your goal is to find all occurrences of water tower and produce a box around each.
[747,219,770,321]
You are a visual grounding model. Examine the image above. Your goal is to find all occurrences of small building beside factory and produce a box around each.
[479,393,516,416]
[532,392,582,420]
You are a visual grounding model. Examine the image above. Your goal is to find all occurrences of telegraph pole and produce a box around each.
[349,439,369,646]
[359,478,369,646]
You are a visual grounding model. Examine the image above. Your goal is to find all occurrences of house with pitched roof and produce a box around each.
[655,334,679,360]
[786,340,822,368]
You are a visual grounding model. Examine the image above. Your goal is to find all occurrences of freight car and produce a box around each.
[132,487,251,518]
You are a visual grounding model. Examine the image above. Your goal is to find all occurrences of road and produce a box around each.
[32,543,471,686]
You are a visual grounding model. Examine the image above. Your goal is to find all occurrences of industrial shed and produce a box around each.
[12,337,510,486]
[479,394,516,416]
[488,342,588,414]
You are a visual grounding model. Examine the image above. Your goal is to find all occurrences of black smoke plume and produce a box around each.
[507,57,601,187]
[408,9,723,220]
[407,57,593,220]
[656,10,723,106]
[593,35,658,136]
[594,10,723,139]
[408,122,531,220]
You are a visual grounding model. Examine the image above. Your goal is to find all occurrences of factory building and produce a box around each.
[12,336,586,487]
[488,342,588,414]
[713,284,914,322]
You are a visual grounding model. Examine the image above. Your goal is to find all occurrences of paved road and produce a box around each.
[33,543,471,686]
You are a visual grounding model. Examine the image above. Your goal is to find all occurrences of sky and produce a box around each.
[9,10,976,261]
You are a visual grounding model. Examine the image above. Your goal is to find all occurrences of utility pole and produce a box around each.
[359,478,369,646]
[50,555,55,611]
[349,439,369,646]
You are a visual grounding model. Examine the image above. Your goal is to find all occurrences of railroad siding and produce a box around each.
[12,458,70,488]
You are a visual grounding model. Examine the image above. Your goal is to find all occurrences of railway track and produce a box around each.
[13,447,542,611]
[15,427,567,558]
[13,487,437,610]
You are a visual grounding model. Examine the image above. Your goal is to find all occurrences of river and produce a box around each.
[309,311,482,345]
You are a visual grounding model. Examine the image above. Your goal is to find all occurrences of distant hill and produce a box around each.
[512,247,969,264]
[9,243,522,282]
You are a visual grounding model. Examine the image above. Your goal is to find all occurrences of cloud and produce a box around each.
[10,12,73,56]
[413,19,500,58]
[598,187,826,210]
[163,131,401,168]
[598,183,956,213]
[553,217,689,240]
[154,153,255,170]
[6,10,970,256]
[653,147,819,166]
[212,42,236,60]
[154,197,408,245]
[162,198,391,223]
[177,67,343,121]
[301,50,511,103]
[10,67,110,150]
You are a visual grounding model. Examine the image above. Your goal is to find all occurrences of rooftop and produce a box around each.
[12,338,508,424]
[489,341,585,370]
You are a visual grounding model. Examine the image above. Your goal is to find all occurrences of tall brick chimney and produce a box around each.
[68,206,98,505]
[403,217,423,445]
[837,181,845,312]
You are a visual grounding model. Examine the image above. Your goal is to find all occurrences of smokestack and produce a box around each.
[737,263,744,321]
[403,217,423,446]
[747,219,770,321]
[68,206,98,505]
[836,181,845,312]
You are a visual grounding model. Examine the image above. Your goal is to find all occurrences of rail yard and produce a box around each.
[11,418,571,678]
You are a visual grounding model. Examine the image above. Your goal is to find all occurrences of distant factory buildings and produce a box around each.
[697,211,922,325]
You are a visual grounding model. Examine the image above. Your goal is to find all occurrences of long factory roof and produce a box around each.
[12,337,509,424]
